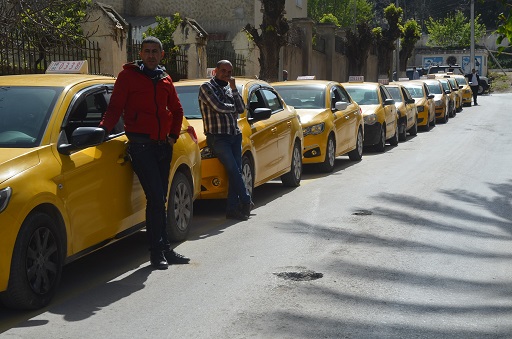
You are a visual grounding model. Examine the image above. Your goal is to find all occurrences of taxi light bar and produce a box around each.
[349,75,364,82]
[297,75,316,80]
[398,77,410,81]
[46,60,88,74]
[378,78,389,85]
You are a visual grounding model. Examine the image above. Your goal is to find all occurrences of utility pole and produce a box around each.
[470,0,475,71]
[395,0,400,78]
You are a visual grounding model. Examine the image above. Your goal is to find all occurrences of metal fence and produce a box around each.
[127,40,188,81]
[206,45,245,76]
[0,31,101,75]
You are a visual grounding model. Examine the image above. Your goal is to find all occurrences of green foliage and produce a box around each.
[401,20,421,48]
[496,8,512,53]
[143,13,183,49]
[426,10,486,48]
[319,13,340,27]
[308,0,373,28]
[18,0,91,48]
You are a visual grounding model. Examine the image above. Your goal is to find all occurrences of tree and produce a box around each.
[143,14,183,50]
[343,22,374,77]
[244,0,289,82]
[373,3,403,78]
[425,10,486,48]
[496,1,512,53]
[0,0,92,69]
[399,19,421,71]
[308,0,373,29]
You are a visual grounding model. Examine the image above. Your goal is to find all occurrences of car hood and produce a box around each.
[359,105,380,115]
[294,108,328,125]
[187,119,207,148]
[0,148,40,184]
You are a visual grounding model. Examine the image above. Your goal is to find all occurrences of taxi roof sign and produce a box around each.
[297,75,316,80]
[378,78,389,85]
[348,75,364,82]
[206,67,215,78]
[46,60,88,74]
[398,77,410,81]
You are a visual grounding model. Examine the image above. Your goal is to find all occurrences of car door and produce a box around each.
[380,85,397,138]
[261,88,295,174]
[331,85,358,153]
[246,87,279,184]
[57,85,145,254]
[401,86,415,129]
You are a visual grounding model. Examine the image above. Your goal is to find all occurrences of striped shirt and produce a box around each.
[198,78,245,135]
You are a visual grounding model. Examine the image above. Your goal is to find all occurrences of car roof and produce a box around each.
[0,74,116,87]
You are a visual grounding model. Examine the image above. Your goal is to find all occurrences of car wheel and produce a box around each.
[478,85,484,95]
[430,112,436,127]
[374,126,386,152]
[0,212,63,310]
[167,171,193,242]
[281,140,302,187]
[318,134,336,172]
[241,154,254,197]
[443,109,449,123]
[348,127,363,161]
[409,116,418,136]
[389,121,399,146]
[398,121,407,142]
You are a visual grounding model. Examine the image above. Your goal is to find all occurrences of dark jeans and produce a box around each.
[128,141,173,254]
[206,133,251,211]
[471,85,479,104]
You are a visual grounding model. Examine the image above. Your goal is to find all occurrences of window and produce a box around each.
[261,89,282,113]
[296,0,303,8]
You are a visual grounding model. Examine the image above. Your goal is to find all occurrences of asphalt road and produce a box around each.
[1,93,512,339]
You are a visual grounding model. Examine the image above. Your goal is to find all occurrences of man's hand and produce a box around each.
[228,76,236,90]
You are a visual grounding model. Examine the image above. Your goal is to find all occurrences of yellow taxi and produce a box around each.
[385,83,418,141]
[342,78,398,152]
[452,74,472,107]
[0,68,201,310]
[398,80,436,131]
[271,80,364,172]
[436,77,457,118]
[419,78,450,124]
[174,78,303,199]
[437,74,463,113]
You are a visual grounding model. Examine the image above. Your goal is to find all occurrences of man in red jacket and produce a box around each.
[100,36,189,270]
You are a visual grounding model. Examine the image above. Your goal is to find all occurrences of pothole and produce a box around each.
[274,270,323,281]
[352,209,373,216]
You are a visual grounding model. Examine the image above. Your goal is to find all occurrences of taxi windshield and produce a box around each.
[403,85,424,98]
[0,86,60,148]
[175,83,244,119]
[344,86,379,105]
[426,83,443,95]
[272,85,325,109]
[386,87,403,102]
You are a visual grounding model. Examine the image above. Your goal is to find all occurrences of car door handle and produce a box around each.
[118,155,129,164]
[271,127,277,133]
[287,121,292,128]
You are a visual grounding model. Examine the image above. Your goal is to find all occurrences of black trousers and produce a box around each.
[470,85,479,104]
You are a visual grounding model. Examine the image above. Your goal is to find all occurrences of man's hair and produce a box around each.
[216,60,233,68]
[141,36,163,51]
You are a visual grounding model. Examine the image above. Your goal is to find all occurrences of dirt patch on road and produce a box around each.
[489,71,512,93]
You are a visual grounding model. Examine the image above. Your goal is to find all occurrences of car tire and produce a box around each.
[0,212,63,310]
[348,127,363,161]
[241,154,254,197]
[167,171,193,242]
[281,140,302,187]
[478,85,484,95]
[318,134,336,172]
[398,121,407,142]
[374,126,386,152]
[389,121,399,146]
[430,112,436,127]
[409,116,418,136]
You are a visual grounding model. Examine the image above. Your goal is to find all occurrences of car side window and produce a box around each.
[380,86,392,102]
[401,88,412,102]
[260,89,283,114]
[248,90,266,118]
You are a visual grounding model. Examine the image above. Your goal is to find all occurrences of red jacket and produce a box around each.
[100,61,183,141]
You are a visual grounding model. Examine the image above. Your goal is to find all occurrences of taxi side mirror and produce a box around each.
[406,98,415,104]
[248,107,272,123]
[334,101,348,111]
[58,127,106,155]
[383,98,395,106]
[427,94,434,99]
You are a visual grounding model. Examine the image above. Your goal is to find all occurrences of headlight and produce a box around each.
[417,106,424,112]
[434,100,442,107]
[0,187,12,213]
[303,122,325,136]
[364,113,377,125]
[200,146,217,160]
[464,89,471,94]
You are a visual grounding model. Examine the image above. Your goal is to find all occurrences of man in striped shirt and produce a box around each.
[198,60,253,220]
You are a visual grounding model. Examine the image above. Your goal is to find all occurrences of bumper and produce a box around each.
[198,158,228,199]
[302,134,327,165]
[363,122,383,146]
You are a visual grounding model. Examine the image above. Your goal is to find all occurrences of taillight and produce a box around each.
[187,125,198,144]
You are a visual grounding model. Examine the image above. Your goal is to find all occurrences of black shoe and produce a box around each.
[164,250,190,264]
[150,252,168,270]
[474,102,478,105]
[226,209,249,221]
[241,201,255,217]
